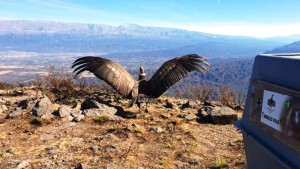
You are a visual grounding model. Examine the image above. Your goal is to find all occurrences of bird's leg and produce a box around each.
[137,102,142,113]
[128,97,137,108]
[145,102,149,113]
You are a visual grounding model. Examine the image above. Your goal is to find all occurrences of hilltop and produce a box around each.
[266,40,300,53]
[0,80,246,169]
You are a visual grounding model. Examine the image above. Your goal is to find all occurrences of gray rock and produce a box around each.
[58,105,83,121]
[150,127,164,133]
[95,133,119,142]
[58,105,73,118]
[83,108,120,120]
[184,113,198,121]
[81,97,106,109]
[90,145,100,153]
[40,133,54,140]
[81,98,117,114]
[174,161,190,168]
[182,100,198,109]
[71,110,83,118]
[31,95,54,119]
[9,107,23,118]
[61,115,74,122]
[198,106,238,124]
[45,147,59,155]
[1,105,8,111]
[103,145,121,153]
[164,98,177,109]
[73,114,85,122]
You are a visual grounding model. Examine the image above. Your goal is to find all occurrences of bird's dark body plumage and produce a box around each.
[72,54,209,108]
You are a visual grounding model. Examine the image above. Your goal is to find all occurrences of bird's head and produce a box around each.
[139,66,146,80]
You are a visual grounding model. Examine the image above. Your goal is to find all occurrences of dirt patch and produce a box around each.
[0,108,246,169]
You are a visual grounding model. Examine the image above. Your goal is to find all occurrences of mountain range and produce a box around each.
[266,40,300,53]
[1,20,297,57]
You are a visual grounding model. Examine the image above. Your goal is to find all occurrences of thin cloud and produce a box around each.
[27,0,121,19]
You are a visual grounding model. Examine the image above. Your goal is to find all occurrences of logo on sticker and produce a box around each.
[267,95,276,108]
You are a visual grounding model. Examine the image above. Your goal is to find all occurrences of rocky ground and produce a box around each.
[0,87,246,169]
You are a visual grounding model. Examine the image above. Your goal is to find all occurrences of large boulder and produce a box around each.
[198,106,238,124]
[31,95,54,119]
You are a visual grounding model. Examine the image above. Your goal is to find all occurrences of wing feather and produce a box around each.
[143,54,209,98]
[72,56,136,98]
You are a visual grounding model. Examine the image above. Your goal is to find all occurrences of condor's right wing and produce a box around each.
[143,54,209,98]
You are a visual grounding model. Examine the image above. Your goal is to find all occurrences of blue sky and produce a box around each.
[0,0,300,37]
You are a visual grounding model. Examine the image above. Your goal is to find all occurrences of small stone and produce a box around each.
[71,110,82,118]
[61,115,74,122]
[1,105,8,111]
[160,114,171,119]
[184,114,198,121]
[9,107,23,118]
[103,145,121,153]
[150,127,164,133]
[182,100,198,109]
[40,133,54,140]
[90,145,100,153]
[16,160,30,169]
[72,137,84,142]
[73,114,85,122]
[46,147,59,155]
[2,152,13,157]
[95,133,118,142]
[74,163,87,169]
[83,109,121,121]
[164,98,177,109]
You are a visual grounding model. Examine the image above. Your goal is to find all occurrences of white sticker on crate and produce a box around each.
[261,90,291,131]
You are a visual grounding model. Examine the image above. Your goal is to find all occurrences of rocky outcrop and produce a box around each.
[58,105,83,122]
[198,106,238,124]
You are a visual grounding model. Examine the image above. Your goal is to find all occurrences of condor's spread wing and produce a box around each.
[143,54,209,98]
[72,56,136,98]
